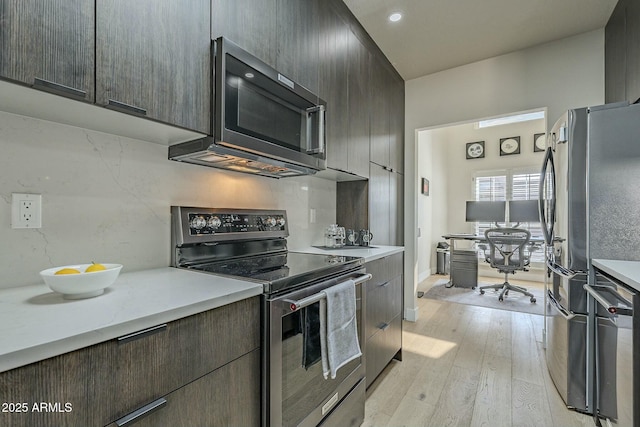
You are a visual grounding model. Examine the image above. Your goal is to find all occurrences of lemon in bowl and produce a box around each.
[40,263,123,299]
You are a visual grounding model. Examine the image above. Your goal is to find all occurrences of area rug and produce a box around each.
[421,278,544,316]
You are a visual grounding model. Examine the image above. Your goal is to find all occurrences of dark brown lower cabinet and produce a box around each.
[0,297,260,427]
[364,253,404,388]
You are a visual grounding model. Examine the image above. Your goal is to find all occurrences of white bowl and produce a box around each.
[40,264,123,299]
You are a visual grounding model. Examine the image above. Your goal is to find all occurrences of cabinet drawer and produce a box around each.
[365,253,403,288]
[0,339,113,427]
[365,314,402,388]
[108,348,261,427]
[108,296,260,422]
[451,250,478,262]
[365,275,402,341]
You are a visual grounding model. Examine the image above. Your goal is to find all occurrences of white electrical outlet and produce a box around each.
[11,193,42,229]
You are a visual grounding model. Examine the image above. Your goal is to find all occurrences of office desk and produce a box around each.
[441,234,546,288]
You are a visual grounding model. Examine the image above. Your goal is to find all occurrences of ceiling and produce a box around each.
[343,0,618,81]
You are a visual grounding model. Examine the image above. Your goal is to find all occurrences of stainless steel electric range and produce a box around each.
[171,207,371,427]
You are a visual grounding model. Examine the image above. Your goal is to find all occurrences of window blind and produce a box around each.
[473,168,544,263]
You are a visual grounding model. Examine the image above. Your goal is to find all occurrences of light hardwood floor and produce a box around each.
[363,275,595,427]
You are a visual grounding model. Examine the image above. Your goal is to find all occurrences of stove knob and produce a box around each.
[190,216,206,229]
[207,216,222,229]
[263,217,277,227]
[276,217,286,227]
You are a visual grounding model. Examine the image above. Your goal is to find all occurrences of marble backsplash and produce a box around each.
[0,111,337,289]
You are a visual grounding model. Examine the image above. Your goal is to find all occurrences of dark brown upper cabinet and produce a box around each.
[370,54,404,174]
[389,74,405,174]
[96,0,211,134]
[346,31,372,178]
[211,0,277,67]
[369,55,392,169]
[0,0,95,102]
[275,0,320,95]
[317,1,370,178]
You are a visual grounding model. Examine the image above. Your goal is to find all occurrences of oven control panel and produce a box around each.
[187,212,286,235]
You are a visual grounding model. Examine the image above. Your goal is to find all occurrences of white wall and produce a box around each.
[416,129,449,282]
[0,111,336,289]
[404,29,606,320]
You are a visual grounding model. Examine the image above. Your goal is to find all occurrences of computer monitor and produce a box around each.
[465,201,506,222]
[508,200,540,223]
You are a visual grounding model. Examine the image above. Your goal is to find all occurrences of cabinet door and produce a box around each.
[389,75,405,174]
[108,349,261,427]
[0,0,94,102]
[347,32,371,178]
[369,162,391,245]
[625,0,640,103]
[318,2,349,173]
[369,55,391,168]
[211,0,277,67]
[96,0,211,133]
[605,0,627,104]
[276,0,319,94]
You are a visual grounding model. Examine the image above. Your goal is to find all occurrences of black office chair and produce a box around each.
[478,227,536,303]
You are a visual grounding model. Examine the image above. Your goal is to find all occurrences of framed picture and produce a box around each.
[534,133,546,152]
[466,141,485,159]
[421,178,430,196]
[499,136,520,156]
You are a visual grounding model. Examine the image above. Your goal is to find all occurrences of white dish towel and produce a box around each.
[319,279,362,379]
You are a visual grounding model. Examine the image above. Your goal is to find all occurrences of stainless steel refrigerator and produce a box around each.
[540,102,640,422]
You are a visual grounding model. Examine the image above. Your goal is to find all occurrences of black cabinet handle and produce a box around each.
[117,324,167,344]
[115,398,167,426]
[107,99,148,116]
[379,322,390,331]
[33,78,86,99]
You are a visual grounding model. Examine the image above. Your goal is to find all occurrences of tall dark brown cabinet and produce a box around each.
[605,0,640,104]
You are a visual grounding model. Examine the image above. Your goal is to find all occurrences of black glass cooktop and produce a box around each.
[189,251,363,295]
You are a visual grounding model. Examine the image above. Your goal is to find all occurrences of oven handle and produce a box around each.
[584,284,633,316]
[285,273,372,312]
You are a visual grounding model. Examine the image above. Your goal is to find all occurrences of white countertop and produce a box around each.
[0,268,263,373]
[592,259,640,292]
[296,245,404,263]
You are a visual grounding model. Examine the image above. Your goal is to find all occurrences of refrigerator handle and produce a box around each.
[547,290,575,320]
[539,146,556,246]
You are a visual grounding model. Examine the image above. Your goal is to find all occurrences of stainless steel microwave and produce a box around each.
[169,37,326,178]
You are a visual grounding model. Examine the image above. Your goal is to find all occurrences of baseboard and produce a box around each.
[418,268,431,283]
[404,307,419,322]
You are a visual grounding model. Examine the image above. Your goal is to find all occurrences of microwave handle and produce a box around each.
[306,105,325,155]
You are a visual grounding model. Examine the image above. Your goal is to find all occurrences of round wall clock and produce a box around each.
[499,137,520,156]
[466,141,485,159]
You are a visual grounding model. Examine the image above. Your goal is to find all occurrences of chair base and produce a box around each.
[479,281,536,303]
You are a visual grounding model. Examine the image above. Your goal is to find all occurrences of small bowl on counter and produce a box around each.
[40,263,123,299]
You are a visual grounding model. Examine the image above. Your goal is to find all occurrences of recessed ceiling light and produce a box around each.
[389,13,402,22]
[244,72,254,78]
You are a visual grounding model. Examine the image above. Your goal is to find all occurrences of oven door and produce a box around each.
[263,269,368,427]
